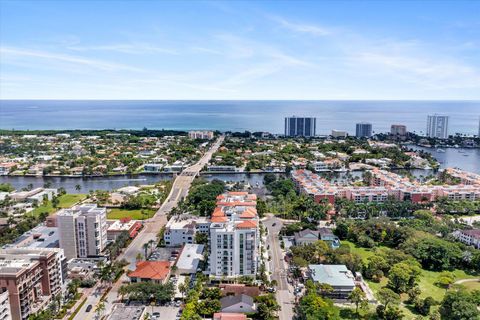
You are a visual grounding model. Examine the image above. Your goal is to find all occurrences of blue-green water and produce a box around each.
[1,100,479,135]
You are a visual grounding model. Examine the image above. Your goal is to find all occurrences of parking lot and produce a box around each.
[149,306,181,320]
[148,247,181,262]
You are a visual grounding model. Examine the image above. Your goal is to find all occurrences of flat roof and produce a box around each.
[308,264,355,288]
[175,244,204,273]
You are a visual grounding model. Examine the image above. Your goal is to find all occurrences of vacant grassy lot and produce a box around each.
[107,208,155,220]
[30,194,86,216]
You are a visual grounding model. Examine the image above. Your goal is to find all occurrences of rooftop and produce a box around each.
[213,313,247,320]
[308,264,355,288]
[128,260,170,281]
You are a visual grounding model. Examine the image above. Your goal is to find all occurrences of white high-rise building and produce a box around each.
[57,204,107,259]
[209,192,259,278]
[426,114,449,139]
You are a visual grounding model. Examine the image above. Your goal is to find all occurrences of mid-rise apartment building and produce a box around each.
[0,248,65,320]
[426,114,449,139]
[292,168,480,205]
[164,215,210,247]
[188,131,214,140]
[57,204,107,260]
[209,192,259,278]
[0,289,11,320]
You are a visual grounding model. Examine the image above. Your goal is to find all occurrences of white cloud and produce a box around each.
[67,43,177,55]
[353,43,480,90]
[0,46,145,72]
[270,16,331,36]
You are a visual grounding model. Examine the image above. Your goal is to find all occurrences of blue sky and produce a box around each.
[1,0,479,100]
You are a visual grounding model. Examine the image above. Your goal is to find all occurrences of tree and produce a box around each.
[255,293,281,320]
[51,196,59,209]
[435,271,456,290]
[95,300,106,319]
[197,299,221,317]
[387,262,421,293]
[415,296,436,316]
[75,184,82,192]
[377,288,400,309]
[143,242,149,259]
[348,287,368,315]
[439,289,480,320]
[298,292,340,320]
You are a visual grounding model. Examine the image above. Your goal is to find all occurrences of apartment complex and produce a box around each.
[292,168,480,205]
[188,131,214,140]
[164,215,210,247]
[426,114,449,139]
[355,123,372,138]
[0,248,65,320]
[452,229,480,249]
[209,192,259,278]
[57,204,107,260]
[284,116,316,137]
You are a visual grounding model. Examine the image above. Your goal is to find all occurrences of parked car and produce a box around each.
[86,305,92,312]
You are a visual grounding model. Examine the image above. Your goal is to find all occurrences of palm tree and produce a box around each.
[148,239,156,256]
[95,300,106,319]
[75,184,82,192]
[143,243,149,259]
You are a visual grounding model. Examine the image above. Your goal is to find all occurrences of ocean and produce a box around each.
[0,100,479,135]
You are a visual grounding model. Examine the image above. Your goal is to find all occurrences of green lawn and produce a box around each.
[342,240,377,260]
[457,279,480,292]
[107,208,155,220]
[29,194,86,217]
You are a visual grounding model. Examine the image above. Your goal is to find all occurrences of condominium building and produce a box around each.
[292,168,480,206]
[331,130,348,138]
[209,192,259,278]
[355,123,372,138]
[426,114,449,139]
[164,215,210,247]
[284,116,316,137]
[57,204,107,260]
[452,229,480,249]
[188,131,214,140]
[0,290,11,320]
[390,124,407,137]
[0,248,66,320]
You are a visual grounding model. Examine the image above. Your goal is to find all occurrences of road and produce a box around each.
[264,214,295,320]
[74,136,224,320]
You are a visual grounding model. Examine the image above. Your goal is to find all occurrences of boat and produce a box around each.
[436,149,446,153]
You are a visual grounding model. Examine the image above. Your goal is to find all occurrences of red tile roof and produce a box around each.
[211,216,228,223]
[128,261,170,281]
[240,207,257,218]
[236,220,257,229]
[213,313,247,320]
[212,207,225,217]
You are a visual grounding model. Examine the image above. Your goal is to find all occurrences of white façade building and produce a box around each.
[57,204,108,259]
[163,215,210,247]
[209,192,259,278]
